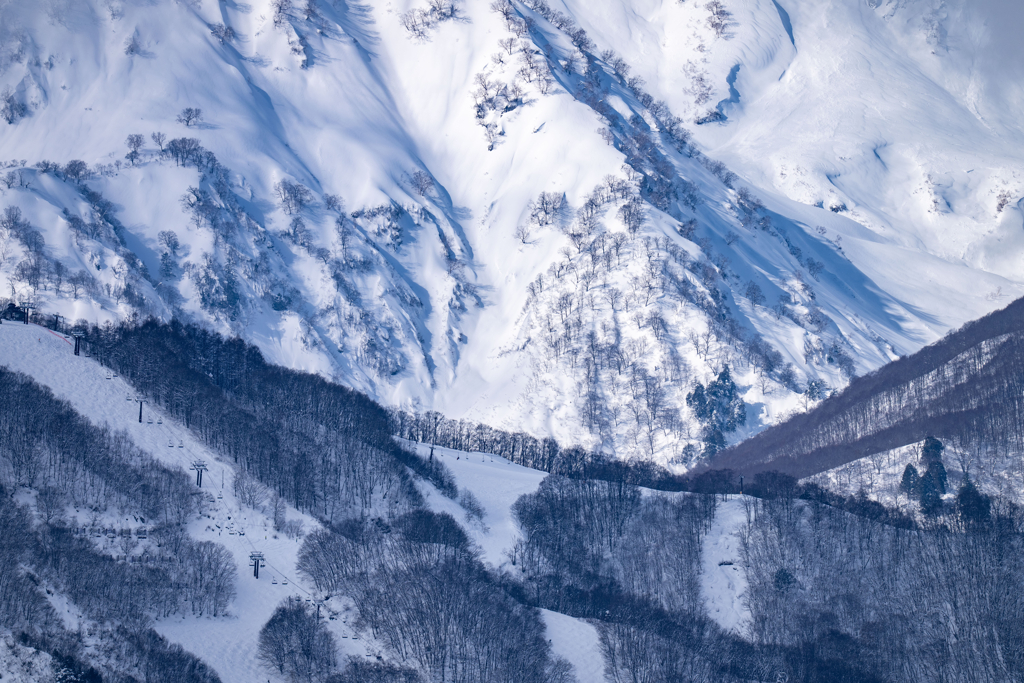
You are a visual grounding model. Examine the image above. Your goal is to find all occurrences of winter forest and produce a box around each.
[2,0,1024,680]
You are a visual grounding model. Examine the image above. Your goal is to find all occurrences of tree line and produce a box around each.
[82,319,452,523]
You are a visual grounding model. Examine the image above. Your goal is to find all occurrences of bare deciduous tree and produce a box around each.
[1,88,27,125]
[514,223,531,244]
[274,179,313,215]
[411,170,434,196]
[176,107,203,127]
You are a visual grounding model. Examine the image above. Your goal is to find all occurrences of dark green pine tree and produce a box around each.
[687,365,747,457]
[921,436,944,463]
[919,460,947,516]
[956,478,991,530]
[919,472,941,515]
[924,459,947,495]
[900,463,920,499]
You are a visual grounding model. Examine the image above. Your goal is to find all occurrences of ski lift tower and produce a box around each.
[189,459,208,487]
[249,551,266,579]
[21,301,35,325]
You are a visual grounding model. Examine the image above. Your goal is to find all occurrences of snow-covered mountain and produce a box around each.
[1,0,1021,465]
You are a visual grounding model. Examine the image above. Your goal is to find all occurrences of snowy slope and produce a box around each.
[407,440,548,567]
[1,0,1021,465]
[0,320,606,682]
[0,320,386,683]
[700,496,750,635]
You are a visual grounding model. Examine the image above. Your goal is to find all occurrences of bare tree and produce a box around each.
[2,88,27,125]
[151,131,166,151]
[125,134,144,165]
[166,137,203,166]
[514,223,531,244]
[210,23,237,44]
[68,271,91,299]
[411,170,434,196]
[64,160,89,184]
[158,230,180,255]
[274,179,313,215]
[234,470,269,510]
[257,598,338,682]
[323,193,343,212]
[529,191,564,227]
[490,0,515,27]
[176,107,203,127]
[498,37,518,55]
[272,0,292,26]
[705,0,729,38]
[618,196,645,235]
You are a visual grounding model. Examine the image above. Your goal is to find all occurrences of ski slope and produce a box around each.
[700,496,751,634]
[405,439,547,567]
[0,320,383,683]
[0,320,608,682]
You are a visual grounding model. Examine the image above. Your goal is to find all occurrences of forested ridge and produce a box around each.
[707,296,1024,478]
[4,315,1024,681]
[82,318,451,522]
[75,318,569,682]
[0,366,227,682]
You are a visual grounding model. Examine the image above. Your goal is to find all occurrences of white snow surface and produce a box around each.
[408,440,547,568]
[0,0,1022,464]
[541,608,606,683]
[0,634,53,683]
[0,320,383,683]
[700,496,751,634]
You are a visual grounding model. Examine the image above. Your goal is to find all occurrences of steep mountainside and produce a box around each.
[1,0,1021,464]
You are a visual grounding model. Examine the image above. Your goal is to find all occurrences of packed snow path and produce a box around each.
[700,496,751,634]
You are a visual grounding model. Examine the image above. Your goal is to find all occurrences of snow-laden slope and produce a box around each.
[407,440,547,567]
[566,0,1024,315]
[700,496,750,634]
[1,0,1021,466]
[0,320,387,683]
[0,319,610,682]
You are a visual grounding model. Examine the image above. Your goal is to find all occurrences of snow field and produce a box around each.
[541,609,606,683]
